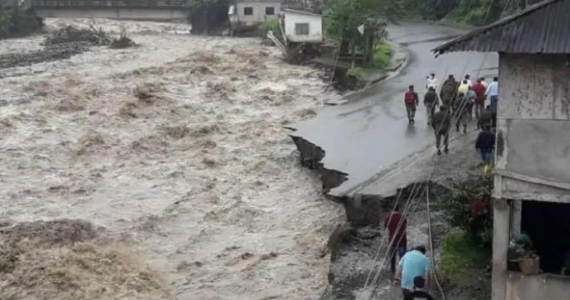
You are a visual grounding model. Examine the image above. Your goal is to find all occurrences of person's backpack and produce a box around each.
[404,91,415,105]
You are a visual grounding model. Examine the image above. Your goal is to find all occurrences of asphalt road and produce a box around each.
[290,22,498,197]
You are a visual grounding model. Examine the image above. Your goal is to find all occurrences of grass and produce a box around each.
[441,230,489,285]
[371,41,393,69]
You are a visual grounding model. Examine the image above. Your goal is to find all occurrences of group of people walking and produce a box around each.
[403,73,498,159]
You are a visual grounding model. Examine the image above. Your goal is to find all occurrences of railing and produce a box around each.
[31,0,187,8]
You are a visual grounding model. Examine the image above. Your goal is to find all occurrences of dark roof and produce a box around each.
[433,0,570,56]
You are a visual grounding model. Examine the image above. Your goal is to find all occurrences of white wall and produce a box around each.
[283,12,322,43]
[235,2,280,27]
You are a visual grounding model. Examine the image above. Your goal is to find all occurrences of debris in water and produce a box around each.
[109,28,138,49]
[43,25,111,46]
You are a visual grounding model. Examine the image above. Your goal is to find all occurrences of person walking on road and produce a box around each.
[404,85,419,124]
[432,105,451,155]
[395,246,431,297]
[472,79,487,118]
[486,77,499,112]
[440,75,457,107]
[479,77,488,89]
[464,74,472,87]
[478,105,496,131]
[455,92,470,134]
[404,276,435,300]
[476,127,496,165]
[426,73,438,91]
[457,80,469,96]
[424,86,439,125]
[384,204,407,274]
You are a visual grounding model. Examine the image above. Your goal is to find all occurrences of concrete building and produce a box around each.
[434,0,570,299]
[280,9,322,43]
[229,0,281,29]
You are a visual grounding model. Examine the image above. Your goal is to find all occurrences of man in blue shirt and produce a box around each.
[394,245,431,296]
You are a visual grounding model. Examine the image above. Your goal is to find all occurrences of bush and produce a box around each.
[0,7,42,39]
[259,18,280,36]
[346,67,367,79]
[439,174,493,245]
[371,41,392,68]
[441,230,488,284]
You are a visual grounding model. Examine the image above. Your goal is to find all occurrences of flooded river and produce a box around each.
[0,19,343,300]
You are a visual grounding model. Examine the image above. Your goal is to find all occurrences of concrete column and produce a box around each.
[492,197,510,300]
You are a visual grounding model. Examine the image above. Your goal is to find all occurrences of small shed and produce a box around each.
[280,9,323,43]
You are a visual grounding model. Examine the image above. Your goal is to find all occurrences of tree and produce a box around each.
[323,0,398,65]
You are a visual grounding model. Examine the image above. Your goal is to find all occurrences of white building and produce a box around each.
[229,0,281,29]
[280,9,323,43]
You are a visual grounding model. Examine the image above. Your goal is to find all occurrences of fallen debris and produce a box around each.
[109,28,138,49]
[0,43,89,69]
[43,25,111,46]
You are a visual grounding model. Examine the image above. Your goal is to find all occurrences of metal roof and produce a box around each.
[433,0,570,56]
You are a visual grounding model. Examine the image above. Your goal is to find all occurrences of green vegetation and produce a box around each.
[0,6,42,39]
[401,0,545,26]
[346,67,367,79]
[441,230,489,284]
[440,174,493,244]
[323,0,398,41]
[258,19,280,38]
[371,42,392,68]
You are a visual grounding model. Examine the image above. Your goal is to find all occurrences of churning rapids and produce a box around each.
[0,18,343,300]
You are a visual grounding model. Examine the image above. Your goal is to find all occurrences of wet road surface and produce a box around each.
[290,22,498,197]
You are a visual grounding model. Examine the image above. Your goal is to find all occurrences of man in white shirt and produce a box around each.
[426,73,438,91]
[486,77,499,112]
[464,74,472,87]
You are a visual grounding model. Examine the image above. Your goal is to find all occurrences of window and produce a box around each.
[244,7,253,15]
[295,23,309,35]
[265,7,275,15]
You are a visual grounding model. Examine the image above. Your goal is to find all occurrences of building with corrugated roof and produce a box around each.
[434,1,570,299]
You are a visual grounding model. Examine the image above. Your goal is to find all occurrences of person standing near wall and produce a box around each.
[384,204,408,274]
[486,77,499,112]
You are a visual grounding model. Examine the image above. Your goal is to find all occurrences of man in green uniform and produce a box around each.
[440,75,458,107]
[432,105,451,155]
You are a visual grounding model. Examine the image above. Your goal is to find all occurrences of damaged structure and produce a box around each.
[433,0,570,299]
